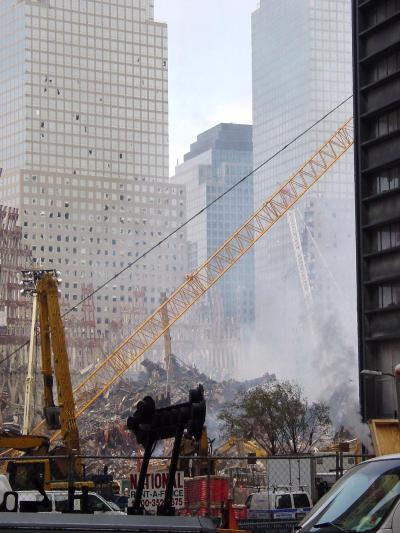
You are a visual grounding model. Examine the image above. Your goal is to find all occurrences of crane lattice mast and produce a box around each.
[287,209,314,315]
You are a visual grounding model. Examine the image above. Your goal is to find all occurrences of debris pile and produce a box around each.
[79,356,275,478]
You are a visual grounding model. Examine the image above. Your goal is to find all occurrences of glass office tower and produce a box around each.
[251,0,356,388]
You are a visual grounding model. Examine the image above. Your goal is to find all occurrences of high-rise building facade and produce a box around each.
[0,0,187,367]
[352,0,400,420]
[251,0,356,382]
[0,205,33,425]
[172,123,254,377]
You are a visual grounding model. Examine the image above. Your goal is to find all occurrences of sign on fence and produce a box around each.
[129,471,185,511]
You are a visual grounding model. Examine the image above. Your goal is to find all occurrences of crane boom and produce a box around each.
[287,210,314,314]
[31,118,353,442]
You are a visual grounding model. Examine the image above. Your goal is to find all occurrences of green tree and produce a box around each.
[276,381,331,454]
[218,380,331,455]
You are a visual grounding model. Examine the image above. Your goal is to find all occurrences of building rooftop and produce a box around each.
[184,123,252,162]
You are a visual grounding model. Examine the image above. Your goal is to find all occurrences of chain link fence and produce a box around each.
[0,452,372,531]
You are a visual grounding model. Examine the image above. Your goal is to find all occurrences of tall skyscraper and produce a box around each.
[353,0,400,420]
[0,0,187,368]
[251,0,356,383]
[173,123,254,377]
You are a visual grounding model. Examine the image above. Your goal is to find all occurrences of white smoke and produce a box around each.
[315,311,372,451]
[242,246,372,450]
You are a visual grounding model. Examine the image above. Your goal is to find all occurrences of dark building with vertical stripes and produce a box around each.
[352,0,400,420]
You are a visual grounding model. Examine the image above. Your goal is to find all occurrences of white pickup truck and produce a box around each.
[0,474,122,514]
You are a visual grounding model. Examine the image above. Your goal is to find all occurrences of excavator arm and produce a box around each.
[36,273,81,455]
[37,276,58,426]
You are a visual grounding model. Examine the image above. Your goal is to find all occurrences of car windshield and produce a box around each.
[300,459,400,532]
[106,500,122,512]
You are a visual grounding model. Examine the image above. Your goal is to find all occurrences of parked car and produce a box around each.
[17,490,124,514]
[0,473,123,515]
[298,454,400,532]
[106,493,129,512]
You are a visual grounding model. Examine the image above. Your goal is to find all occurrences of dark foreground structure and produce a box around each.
[0,514,217,532]
[353,0,400,419]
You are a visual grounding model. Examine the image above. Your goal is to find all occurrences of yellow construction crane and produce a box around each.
[1,270,85,489]
[35,271,81,457]
[26,118,353,445]
[160,292,173,389]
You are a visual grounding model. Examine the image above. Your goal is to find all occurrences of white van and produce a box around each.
[246,489,312,520]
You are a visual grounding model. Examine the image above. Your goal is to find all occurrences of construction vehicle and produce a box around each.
[1,120,354,462]
[216,436,266,458]
[0,270,87,490]
[178,426,214,477]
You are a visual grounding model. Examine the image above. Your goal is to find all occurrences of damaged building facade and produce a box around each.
[0,0,187,369]
[0,206,32,425]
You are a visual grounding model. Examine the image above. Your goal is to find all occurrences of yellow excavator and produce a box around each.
[0,270,87,490]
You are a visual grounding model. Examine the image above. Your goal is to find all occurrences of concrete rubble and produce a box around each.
[79,356,275,478]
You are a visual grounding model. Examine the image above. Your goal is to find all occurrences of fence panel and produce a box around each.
[0,452,372,528]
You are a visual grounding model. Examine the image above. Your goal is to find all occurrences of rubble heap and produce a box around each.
[79,356,275,477]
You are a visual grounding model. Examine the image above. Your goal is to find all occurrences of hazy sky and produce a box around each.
[155,0,258,176]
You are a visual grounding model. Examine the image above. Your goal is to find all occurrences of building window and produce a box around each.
[379,284,400,308]
[365,0,400,29]
[375,223,400,252]
[369,50,400,84]
[372,109,400,139]
[372,165,400,194]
